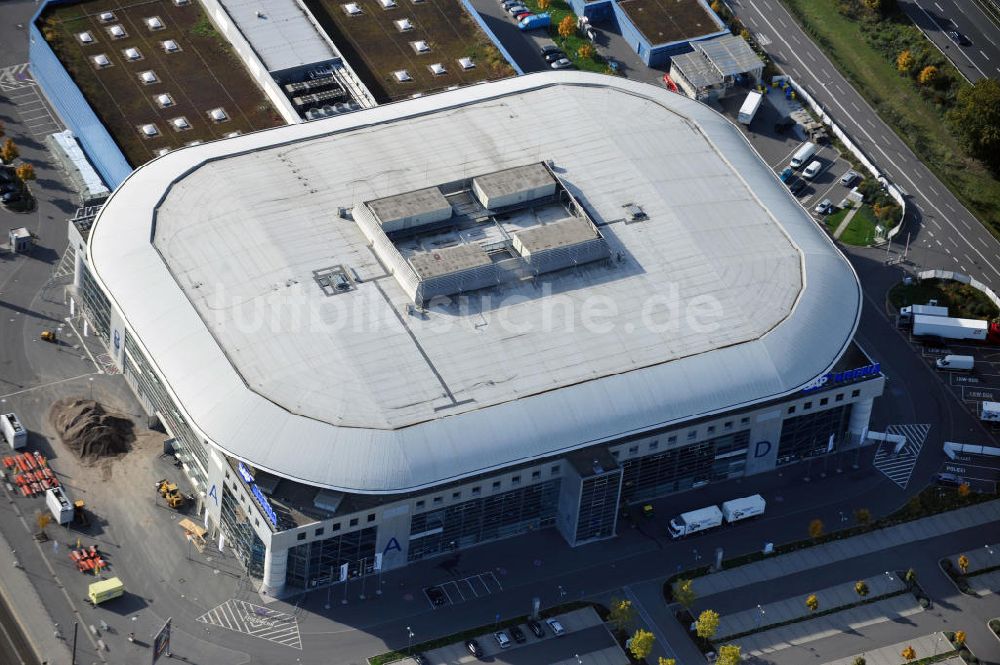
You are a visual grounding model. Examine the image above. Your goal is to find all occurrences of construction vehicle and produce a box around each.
[73,499,91,527]
[156,479,185,509]
[40,330,56,343]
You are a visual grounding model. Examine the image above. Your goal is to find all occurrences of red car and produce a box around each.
[515,11,534,20]
[661,73,679,93]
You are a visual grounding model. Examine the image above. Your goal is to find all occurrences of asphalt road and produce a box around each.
[731,0,1000,296]
[898,0,1000,81]
[466,0,549,73]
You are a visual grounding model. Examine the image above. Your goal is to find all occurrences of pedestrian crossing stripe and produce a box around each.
[197,599,302,649]
[873,424,930,489]
[0,64,34,92]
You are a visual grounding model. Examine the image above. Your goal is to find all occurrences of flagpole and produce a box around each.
[375,552,383,596]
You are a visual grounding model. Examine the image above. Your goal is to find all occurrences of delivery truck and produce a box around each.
[936,354,974,371]
[912,315,988,341]
[899,303,948,322]
[667,505,723,538]
[982,401,1000,423]
[738,91,763,125]
[88,577,125,606]
[721,494,766,523]
[0,413,27,450]
[45,486,74,525]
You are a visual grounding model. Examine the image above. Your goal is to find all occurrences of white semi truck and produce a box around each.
[912,315,988,341]
[668,494,766,538]
[0,413,27,450]
[899,303,948,322]
[738,91,763,125]
[45,486,73,525]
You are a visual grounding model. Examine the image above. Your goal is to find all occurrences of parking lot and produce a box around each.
[717,89,859,225]
[424,571,504,608]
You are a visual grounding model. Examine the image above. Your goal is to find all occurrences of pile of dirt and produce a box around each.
[49,398,135,462]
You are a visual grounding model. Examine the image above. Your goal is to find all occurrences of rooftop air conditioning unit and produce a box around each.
[410,40,430,53]
[139,70,158,84]
[223,131,242,138]
[173,0,191,5]
[108,25,126,38]
[185,140,203,147]
[146,16,165,30]
[457,57,475,70]
[92,54,111,68]
[78,31,95,43]
[171,116,191,130]
[154,147,171,156]
[428,63,446,76]
[155,93,174,107]
[162,39,180,52]
[98,12,115,22]
[124,47,142,61]
[141,124,159,137]
[208,107,228,122]
[394,18,414,31]
[379,0,398,8]
[393,70,413,82]
[343,3,362,15]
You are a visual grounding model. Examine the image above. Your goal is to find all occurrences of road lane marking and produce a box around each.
[981,49,989,58]
[851,101,860,111]
[934,1,943,11]
[948,236,959,247]
[930,219,941,229]
[928,230,935,237]
[979,237,989,247]
[936,239,943,246]
[930,186,940,195]
[778,17,787,28]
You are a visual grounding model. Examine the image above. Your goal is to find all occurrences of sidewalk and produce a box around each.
[0,527,73,664]
[691,500,1000,597]
[833,206,859,240]
[821,632,954,665]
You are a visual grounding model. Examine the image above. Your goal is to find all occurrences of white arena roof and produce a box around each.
[88,73,862,494]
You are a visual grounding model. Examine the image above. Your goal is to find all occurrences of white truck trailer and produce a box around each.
[668,505,723,538]
[912,315,988,341]
[0,413,27,450]
[45,486,73,525]
[738,91,763,125]
[899,303,948,322]
[721,494,766,523]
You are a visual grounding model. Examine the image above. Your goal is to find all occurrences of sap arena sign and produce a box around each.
[801,363,880,394]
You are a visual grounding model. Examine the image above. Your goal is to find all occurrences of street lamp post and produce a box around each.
[406,626,414,655]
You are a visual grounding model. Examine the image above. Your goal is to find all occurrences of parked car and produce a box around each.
[543,50,566,63]
[540,43,562,56]
[412,654,429,665]
[802,160,822,180]
[466,639,484,658]
[840,169,860,187]
[494,630,511,648]
[515,11,533,20]
[545,618,565,635]
[509,625,527,643]
[934,472,965,487]
[779,167,793,183]
[813,199,834,215]
[527,619,545,638]
[946,30,970,45]
[501,0,520,7]
[788,179,807,196]
[506,4,528,15]
[550,58,574,69]
[1,191,23,205]
[425,586,446,606]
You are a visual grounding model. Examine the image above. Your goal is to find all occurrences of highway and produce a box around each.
[730,0,1000,295]
[898,0,1000,81]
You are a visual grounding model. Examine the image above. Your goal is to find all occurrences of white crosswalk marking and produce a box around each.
[197,599,302,649]
[873,424,930,488]
[0,63,33,92]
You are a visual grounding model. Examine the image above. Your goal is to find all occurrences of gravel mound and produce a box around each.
[49,399,134,461]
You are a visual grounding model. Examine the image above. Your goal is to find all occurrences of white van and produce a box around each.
[936,354,974,371]
[790,141,817,169]
[802,160,822,179]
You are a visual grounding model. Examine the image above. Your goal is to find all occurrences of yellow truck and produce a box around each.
[88,577,124,606]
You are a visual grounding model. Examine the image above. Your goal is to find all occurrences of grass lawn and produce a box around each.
[39,0,284,168]
[889,278,1000,320]
[781,0,1000,239]
[824,206,849,234]
[825,204,878,246]
[516,0,608,73]
[307,0,515,102]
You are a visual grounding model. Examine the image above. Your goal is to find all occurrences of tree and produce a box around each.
[904,568,917,587]
[809,519,824,540]
[958,482,971,497]
[739,27,750,41]
[629,628,655,660]
[958,555,970,574]
[15,162,35,191]
[854,581,869,598]
[609,598,636,632]
[947,78,1000,174]
[854,508,872,525]
[954,630,966,646]
[537,0,550,9]
[805,594,819,612]
[557,15,575,38]
[695,609,720,640]
[896,49,913,73]
[853,658,866,665]
[716,644,741,665]
[0,120,5,139]
[0,138,18,165]
[917,65,939,86]
[863,0,896,16]
[901,645,916,662]
[673,578,697,609]
[577,43,594,60]
[658,658,676,665]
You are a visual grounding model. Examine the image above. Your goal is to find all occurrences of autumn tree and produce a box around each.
[958,555,970,574]
[954,630,966,646]
[629,628,655,660]
[805,594,819,612]
[917,65,938,86]
[896,50,913,73]
[854,581,869,598]
[15,162,35,186]
[609,598,636,632]
[854,508,871,525]
[901,645,916,662]
[904,568,917,587]
[578,43,594,59]
[0,138,18,165]
[716,644,741,665]
[947,78,1000,174]
[537,0,550,9]
[853,658,866,665]
[657,658,676,665]
[695,609,720,640]
[558,15,575,38]
[958,482,971,497]
[809,519,824,540]
[673,578,697,609]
